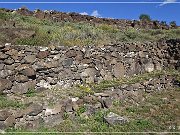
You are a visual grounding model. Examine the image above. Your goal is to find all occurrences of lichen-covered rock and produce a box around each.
[104,112,129,125]
[37,51,49,59]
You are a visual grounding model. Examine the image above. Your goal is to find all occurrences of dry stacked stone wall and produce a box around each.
[0,39,179,130]
[0,39,179,95]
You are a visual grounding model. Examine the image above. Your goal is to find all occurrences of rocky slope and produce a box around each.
[0,7,180,133]
[0,39,179,131]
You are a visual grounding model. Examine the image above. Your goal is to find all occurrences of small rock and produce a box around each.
[0,64,4,70]
[4,115,16,127]
[43,114,63,127]
[145,63,154,72]
[21,68,36,77]
[94,93,109,97]
[24,55,36,63]
[39,47,48,52]
[104,112,129,125]
[0,44,5,49]
[37,51,49,59]
[0,70,13,78]
[65,49,77,57]
[0,52,8,60]
[4,58,14,65]
[0,121,6,130]
[24,103,43,116]
[71,97,79,102]
[103,98,113,108]
[15,75,29,83]
[112,63,125,78]
[0,79,12,92]
[36,80,52,89]
[65,101,73,112]
[0,110,12,121]
[11,81,36,94]
[62,58,73,67]
[45,103,63,116]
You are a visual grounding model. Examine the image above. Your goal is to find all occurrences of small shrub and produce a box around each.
[170,21,177,28]
[25,89,36,97]
[139,14,151,21]
[76,106,87,116]
[0,95,24,108]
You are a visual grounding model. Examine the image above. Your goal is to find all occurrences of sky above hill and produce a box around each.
[0,0,180,25]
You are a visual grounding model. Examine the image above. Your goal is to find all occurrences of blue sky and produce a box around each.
[0,0,180,25]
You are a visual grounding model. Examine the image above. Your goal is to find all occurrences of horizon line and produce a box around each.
[0,2,180,4]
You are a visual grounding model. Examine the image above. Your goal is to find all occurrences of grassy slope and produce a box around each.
[0,10,180,46]
[3,70,180,133]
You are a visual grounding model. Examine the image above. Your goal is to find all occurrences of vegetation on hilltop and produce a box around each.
[0,10,180,46]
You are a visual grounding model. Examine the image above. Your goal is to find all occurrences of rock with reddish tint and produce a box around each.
[20,68,36,77]
[37,51,49,59]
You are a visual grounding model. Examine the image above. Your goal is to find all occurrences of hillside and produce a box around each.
[0,7,180,133]
[0,8,180,46]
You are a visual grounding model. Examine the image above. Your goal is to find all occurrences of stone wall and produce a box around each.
[2,8,176,30]
[0,39,179,95]
[0,39,179,130]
